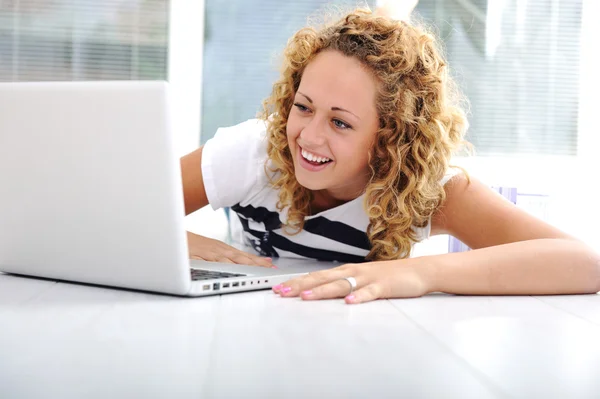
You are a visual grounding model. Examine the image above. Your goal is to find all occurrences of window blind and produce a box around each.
[0,0,169,82]
[200,0,376,144]
[415,0,582,156]
[202,0,582,157]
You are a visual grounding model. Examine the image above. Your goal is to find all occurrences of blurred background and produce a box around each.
[2,0,598,253]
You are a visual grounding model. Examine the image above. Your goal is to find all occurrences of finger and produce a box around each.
[300,277,366,301]
[214,256,235,264]
[191,252,274,268]
[219,249,264,267]
[344,284,382,305]
[230,253,275,268]
[277,265,354,296]
[250,256,276,268]
[229,253,261,266]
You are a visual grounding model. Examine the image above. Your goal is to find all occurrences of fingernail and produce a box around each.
[272,284,282,292]
[265,257,273,261]
[280,286,292,294]
[345,295,356,303]
[271,265,279,269]
[301,290,313,297]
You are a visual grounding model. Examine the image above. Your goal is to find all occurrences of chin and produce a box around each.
[294,172,326,191]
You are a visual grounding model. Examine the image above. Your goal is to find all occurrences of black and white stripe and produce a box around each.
[231,203,370,263]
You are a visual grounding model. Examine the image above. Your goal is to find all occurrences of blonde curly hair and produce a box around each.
[261,8,471,261]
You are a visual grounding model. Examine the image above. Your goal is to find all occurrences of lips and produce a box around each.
[297,145,333,172]
[299,146,332,163]
[301,150,331,164]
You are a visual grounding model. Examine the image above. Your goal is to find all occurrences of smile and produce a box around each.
[301,148,332,164]
[297,146,333,172]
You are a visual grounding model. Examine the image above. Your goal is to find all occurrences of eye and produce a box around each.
[293,103,311,113]
[332,118,352,130]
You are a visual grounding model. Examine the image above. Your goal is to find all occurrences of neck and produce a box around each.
[310,188,363,215]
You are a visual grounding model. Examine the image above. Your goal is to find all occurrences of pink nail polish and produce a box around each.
[301,290,313,296]
[271,266,279,269]
[280,286,292,294]
[345,295,356,303]
[272,284,282,292]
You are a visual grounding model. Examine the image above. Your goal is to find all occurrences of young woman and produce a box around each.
[180,9,600,304]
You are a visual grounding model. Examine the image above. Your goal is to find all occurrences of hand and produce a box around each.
[187,231,275,268]
[272,259,435,304]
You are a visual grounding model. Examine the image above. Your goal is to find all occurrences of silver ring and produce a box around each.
[342,277,357,294]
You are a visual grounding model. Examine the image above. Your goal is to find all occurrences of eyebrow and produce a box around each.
[297,92,361,120]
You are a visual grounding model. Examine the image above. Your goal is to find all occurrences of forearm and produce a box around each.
[424,239,600,295]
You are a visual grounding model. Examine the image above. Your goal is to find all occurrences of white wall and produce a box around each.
[167,0,230,241]
[168,0,204,158]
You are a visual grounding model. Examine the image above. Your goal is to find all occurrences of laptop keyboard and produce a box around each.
[190,268,247,281]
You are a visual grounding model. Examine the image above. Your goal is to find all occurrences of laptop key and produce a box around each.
[190,268,248,281]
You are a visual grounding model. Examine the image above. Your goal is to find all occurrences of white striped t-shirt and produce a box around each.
[201,118,457,262]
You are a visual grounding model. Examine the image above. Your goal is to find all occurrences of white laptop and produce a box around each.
[0,81,336,296]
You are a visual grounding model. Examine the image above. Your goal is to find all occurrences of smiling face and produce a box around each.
[286,50,380,203]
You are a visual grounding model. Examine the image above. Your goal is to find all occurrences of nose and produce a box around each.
[299,116,327,147]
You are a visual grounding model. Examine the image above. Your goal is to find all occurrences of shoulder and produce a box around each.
[203,118,270,170]
[410,167,463,241]
[201,119,273,209]
[430,171,571,248]
[206,118,268,153]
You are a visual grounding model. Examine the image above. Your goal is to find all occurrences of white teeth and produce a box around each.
[301,149,331,163]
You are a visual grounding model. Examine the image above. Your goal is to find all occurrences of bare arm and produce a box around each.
[428,175,600,295]
[179,146,274,268]
[275,174,600,303]
[425,238,600,295]
[180,146,209,216]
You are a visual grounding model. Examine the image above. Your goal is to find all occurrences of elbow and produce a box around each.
[581,244,600,294]
[591,253,600,294]
[562,239,600,294]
